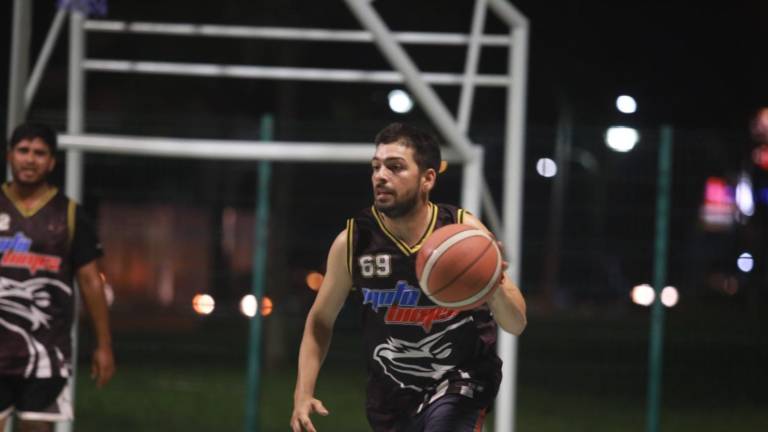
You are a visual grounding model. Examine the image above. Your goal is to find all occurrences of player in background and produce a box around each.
[291,123,526,432]
[0,123,114,432]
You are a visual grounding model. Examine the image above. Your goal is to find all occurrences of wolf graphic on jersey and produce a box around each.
[0,276,72,378]
[373,316,474,391]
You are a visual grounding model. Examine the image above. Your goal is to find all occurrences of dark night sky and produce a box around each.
[1,1,767,133]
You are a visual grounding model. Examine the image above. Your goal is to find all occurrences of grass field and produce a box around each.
[72,305,767,431]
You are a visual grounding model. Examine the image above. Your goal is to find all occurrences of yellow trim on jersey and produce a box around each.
[2,183,59,218]
[371,202,438,256]
[67,200,76,247]
[345,218,354,275]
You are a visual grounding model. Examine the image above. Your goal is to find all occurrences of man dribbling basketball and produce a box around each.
[291,123,526,432]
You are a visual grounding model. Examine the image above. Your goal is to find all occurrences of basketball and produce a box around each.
[415,224,503,310]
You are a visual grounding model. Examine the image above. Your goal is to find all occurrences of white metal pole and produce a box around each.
[84,21,512,46]
[496,20,530,432]
[481,178,504,239]
[56,134,465,163]
[487,0,529,28]
[457,0,487,134]
[66,4,85,200]
[58,9,86,432]
[6,0,32,137]
[461,146,484,216]
[343,0,475,162]
[82,60,509,87]
[25,9,67,109]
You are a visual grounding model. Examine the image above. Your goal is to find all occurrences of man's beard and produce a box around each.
[12,169,47,188]
[375,189,420,218]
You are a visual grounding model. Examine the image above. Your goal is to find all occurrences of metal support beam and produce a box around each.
[6,0,32,136]
[496,19,530,432]
[487,0,529,28]
[56,134,465,163]
[482,178,504,239]
[343,0,476,162]
[57,9,86,432]
[25,9,67,109]
[82,60,510,86]
[457,0,488,133]
[461,146,484,216]
[84,21,512,46]
[66,10,86,200]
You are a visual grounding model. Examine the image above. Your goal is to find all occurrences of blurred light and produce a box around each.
[616,95,637,114]
[700,177,735,231]
[753,145,768,171]
[631,284,655,306]
[388,89,413,114]
[661,286,679,307]
[605,126,639,152]
[751,107,768,142]
[737,252,754,273]
[735,174,755,218]
[536,158,557,178]
[192,294,215,315]
[306,271,324,291]
[261,296,274,317]
[240,294,258,318]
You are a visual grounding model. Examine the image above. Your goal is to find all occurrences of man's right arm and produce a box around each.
[290,229,353,432]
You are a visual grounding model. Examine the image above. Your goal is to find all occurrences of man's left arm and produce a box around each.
[76,260,115,388]
[462,213,527,335]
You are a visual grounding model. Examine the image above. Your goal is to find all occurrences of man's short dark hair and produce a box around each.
[8,123,58,153]
[374,123,441,173]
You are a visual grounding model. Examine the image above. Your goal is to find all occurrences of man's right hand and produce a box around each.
[290,396,329,432]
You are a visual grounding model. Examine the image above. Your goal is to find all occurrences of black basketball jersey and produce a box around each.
[0,184,103,378]
[347,202,501,429]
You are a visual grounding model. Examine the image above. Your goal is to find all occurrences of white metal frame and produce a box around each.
[7,1,529,431]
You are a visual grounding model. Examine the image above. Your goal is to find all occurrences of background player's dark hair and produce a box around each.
[8,123,58,153]
[374,123,441,173]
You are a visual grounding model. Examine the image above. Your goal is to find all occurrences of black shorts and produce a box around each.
[397,394,487,432]
[0,377,71,422]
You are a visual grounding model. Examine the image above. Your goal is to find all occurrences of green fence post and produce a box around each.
[646,125,673,432]
[245,114,274,432]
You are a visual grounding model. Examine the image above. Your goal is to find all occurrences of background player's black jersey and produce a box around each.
[347,203,501,430]
[0,185,103,378]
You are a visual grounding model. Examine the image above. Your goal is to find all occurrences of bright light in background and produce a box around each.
[661,286,679,307]
[261,296,274,317]
[616,95,637,114]
[735,174,755,217]
[536,158,557,178]
[192,294,215,315]
[605,126,639,152]
[700,176,736,230]
[306,271,324,291]
[631,284,655,306]
[240,294,258,318]
[388,89,414,114]
[240,295,273,318]
[737,252,754,273]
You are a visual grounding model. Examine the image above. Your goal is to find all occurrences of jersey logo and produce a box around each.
[373,316,474,391]
[0,213,10,231]
[362,280,459,332]
[0,232,61,275]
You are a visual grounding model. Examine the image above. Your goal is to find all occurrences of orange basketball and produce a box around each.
[415,224,502,310]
